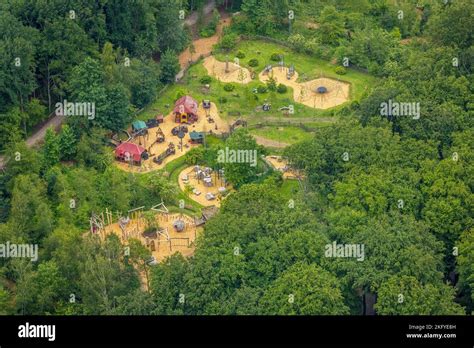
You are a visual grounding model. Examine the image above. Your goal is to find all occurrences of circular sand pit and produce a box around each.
[203,56,252,84]
[259,67,350,109]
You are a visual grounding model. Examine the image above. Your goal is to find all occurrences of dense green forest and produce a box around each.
[0,0,473,315]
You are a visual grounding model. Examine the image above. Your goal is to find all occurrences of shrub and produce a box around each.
[248,58,259,67]
[224,84,235,92]
[200,75,212,84]
[236,51,246,59]
[199,28,215,38]
[270,53,282,61]
[257,84,267,93]
[266,77,277,91]
[335,66,347,75]
[185,146,205,165]
[219,33,237,50]
[277,84,288,93]
[304,38,318,54]
[288,34,306,52]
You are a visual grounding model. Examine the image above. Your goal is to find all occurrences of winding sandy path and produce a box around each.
[178,11,231,70]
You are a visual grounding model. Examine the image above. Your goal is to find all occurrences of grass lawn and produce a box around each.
[215,39,378,102]
[277,179,301,200]
[250,126,314,144]
[160,155,204,214]
[137,61,320,122]
[138,39,378,126]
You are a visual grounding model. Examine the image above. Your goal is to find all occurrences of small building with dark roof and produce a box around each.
[132,120,147,134]
[189,131,205,144]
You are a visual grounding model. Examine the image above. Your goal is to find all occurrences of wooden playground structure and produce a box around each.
[115,101,229,173]
[178,165,231,207]
[90,204,201,262]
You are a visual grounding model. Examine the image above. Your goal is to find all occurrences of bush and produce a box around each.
[257,84,267,93]
[200,75,212,84]
[200,28,215,38]
[277,84,288,93]
[288,34,306,52]
[224,84,235,92]
[266,77,277,91]
[248,58,259,67]
[219,33,237,50]
[270,53,281,61]
[219,96,228,103]
[236,51,246,59]
[185,146,205,165]
[303,38,318,54]
[335,66,347,75]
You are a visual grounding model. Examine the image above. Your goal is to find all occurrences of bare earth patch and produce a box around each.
[179,14,231,69]
[264,155,303,179]
[253,135,289,148]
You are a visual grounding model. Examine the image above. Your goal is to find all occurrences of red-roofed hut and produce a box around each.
[115,142,147,164]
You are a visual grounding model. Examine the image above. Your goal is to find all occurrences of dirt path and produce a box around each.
[253,135,289,148]
[26,112,63,147]
[184,0,217,27]
[0,111,63,169]
[1,3,228,170]
[178,10,231,72]
[250,116,337,124]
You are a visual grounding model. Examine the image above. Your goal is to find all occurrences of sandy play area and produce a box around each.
[178,166,231,207]
[102,211,201,262]
[203,55,252,84]
[116,102,229,173]
[259,67,350,109]
[265,155,303,179]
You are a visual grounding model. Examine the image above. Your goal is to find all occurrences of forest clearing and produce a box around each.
[0,1,472,339]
